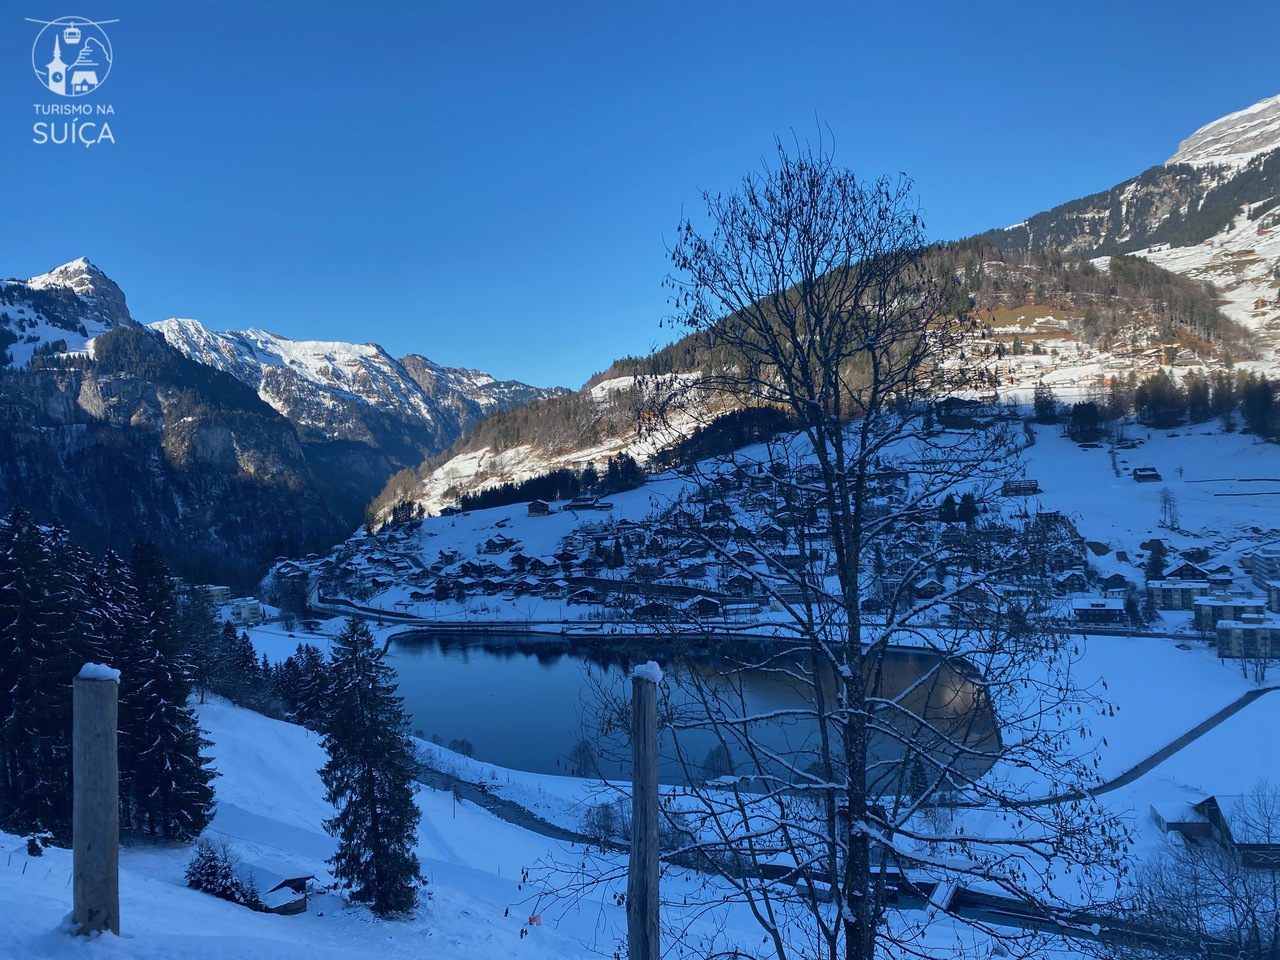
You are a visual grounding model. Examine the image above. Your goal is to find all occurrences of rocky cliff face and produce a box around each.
[0,329,347,587]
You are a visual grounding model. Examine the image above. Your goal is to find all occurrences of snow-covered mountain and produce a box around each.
[0,257,139,366]
[1169,93,1280,168]
[982,92,1280,357]
[151,318,561,455]
[0,260,565,574]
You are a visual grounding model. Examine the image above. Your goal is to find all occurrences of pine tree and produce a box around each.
[121,541,217,839]
[320,618,422,915]
[176,587,222,703]
[1033,380,1058,423]
[0,512,94,838]
[289,643,331,731]
[1144,540,1169,583]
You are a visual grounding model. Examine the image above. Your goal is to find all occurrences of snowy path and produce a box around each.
[1032,685,1280,804]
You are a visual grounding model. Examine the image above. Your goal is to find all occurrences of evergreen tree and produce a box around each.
[176,587,222,703]
[1135,370,1187,428]
[1184,372,1211,423]
[0,512,90,838]
[289,643,331,731]
[321,619,422,916]
[121,541,217,839]
[1144,540,1169,583]
[937,493,958,523]
[1066,402,1103,442]
[1033,381,1058,423]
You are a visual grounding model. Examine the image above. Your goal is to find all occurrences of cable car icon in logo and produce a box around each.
[27,16,118,98]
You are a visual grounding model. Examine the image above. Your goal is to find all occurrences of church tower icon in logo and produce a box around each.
[28,16,117,98]
[46,36,68,97]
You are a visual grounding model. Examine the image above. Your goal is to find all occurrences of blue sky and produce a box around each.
[3,1,1277,387]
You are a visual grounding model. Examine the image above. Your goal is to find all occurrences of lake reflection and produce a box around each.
[385,633,998,786]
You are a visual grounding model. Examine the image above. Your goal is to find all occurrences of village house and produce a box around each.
[1154,796,1280,869]
[197,584,233,606]
[1055,571,1089,595]
[1250,545,1280,589]
[1098,573,1132,597]
[913,577,946,599]
[1167,560,1210,581]
[1071,597,1128,626]
[1001,478,1041,496]
[528,499,552,517]
[684,596,723,618]
[243,862,318,916]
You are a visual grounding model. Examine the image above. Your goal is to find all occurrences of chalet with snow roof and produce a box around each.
[1071,597,1127,626]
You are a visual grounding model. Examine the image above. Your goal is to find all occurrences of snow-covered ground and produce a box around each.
[0,698,1058,960]
[1136,202,1280,360]
[1020,423,1280,578]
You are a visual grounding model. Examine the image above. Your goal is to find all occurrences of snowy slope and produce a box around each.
[1169,93,1280,168]
[0,692,1102,960]
[983,94,1280,361]
[1135,201,1280,359]
[409,374,711,516]
[0,699,609,960]
[0,258,138,366]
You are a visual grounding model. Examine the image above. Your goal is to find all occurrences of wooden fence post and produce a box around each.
[627,662,660,960]
[72,664,120,936]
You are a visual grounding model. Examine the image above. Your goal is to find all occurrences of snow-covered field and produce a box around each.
[0,699,1053,960]
[1021,423,1280,577]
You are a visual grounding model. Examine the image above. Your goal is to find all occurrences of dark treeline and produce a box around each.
[457,453,646,512]
[0,509,336,848]
[0,510,215,845]
[1040,367,1280,437]
[651,406,797,469]
[981,149,1280,259]
[931,239,1253,355]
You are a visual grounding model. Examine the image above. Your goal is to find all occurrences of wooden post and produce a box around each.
[627,664,660,960]
[72,665,120,936]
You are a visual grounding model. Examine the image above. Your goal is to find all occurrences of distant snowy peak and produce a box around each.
[1168,93,1280,168]
[0,258,137,366]
[151,317,562,453]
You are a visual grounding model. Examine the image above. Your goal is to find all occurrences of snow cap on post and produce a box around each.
[77,663,121,683]
[632,661,663,684]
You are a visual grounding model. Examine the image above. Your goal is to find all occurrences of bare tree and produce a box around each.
[1158,488,1179,531]
[1112,782,1280,960]
[601,137,1132,960]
